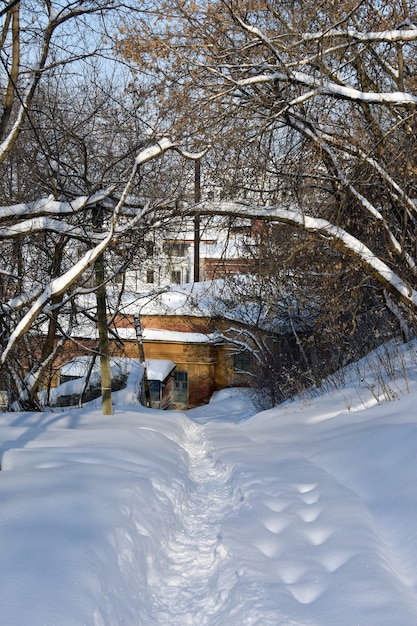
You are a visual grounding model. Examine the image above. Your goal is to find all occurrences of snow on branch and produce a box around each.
[346,185,417,277]
[231,7,417,47]
[236,71,417,106]
[229,12,416,106]
[0,216,103,241]
[135,137,209,165]
[1,232,113,365]
[0,190,111,222]
[302,28,417,44]
[196,201,417,311]
[215,328,263,365]
[318,130,417,223]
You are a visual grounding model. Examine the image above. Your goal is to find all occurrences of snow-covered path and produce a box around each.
[147,420,236,624]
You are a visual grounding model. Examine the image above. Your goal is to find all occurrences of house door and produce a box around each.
[173,371,188,406]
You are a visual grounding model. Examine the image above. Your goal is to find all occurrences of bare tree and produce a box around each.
[0,1,194,409]
[118,0,417,315]
[0,131,206,408]
[3,0,417,409]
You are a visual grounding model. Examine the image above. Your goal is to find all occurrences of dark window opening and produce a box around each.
[146,269,154,283]
[233,351,252,373]
[145,241,155,257]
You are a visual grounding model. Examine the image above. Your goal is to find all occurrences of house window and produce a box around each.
[163,241,189,257]
[146,269,154,283]
[145,240,155,257]
[171,270,181,284]
[233,351,252,373]
[173,371,188,404]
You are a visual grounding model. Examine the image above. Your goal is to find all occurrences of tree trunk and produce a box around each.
[95,253,112,415]
[134,313,151,407]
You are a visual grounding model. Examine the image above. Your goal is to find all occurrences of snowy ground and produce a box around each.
[1,342,417,625]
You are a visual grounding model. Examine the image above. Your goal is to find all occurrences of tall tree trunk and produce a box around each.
[95,253,112,415]
[134,313,151,406]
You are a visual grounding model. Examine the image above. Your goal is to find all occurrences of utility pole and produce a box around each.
[133,313,151,407]
[193,158,201,283]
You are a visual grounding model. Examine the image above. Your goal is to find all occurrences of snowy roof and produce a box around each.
[57,276,314,341]
[116,277,316,333]
[143,329,216,343]
[113,327,137,340]
[145,359,175,381]
[108,327,215,343]
[61,356,98,378]
[60,356,133,379]
[60,355,174,384]
[116,279,234,318]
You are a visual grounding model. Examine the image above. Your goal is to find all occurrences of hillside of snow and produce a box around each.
[0,341,417,625]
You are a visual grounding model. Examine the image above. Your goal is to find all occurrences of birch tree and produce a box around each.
[119,0,417,317]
